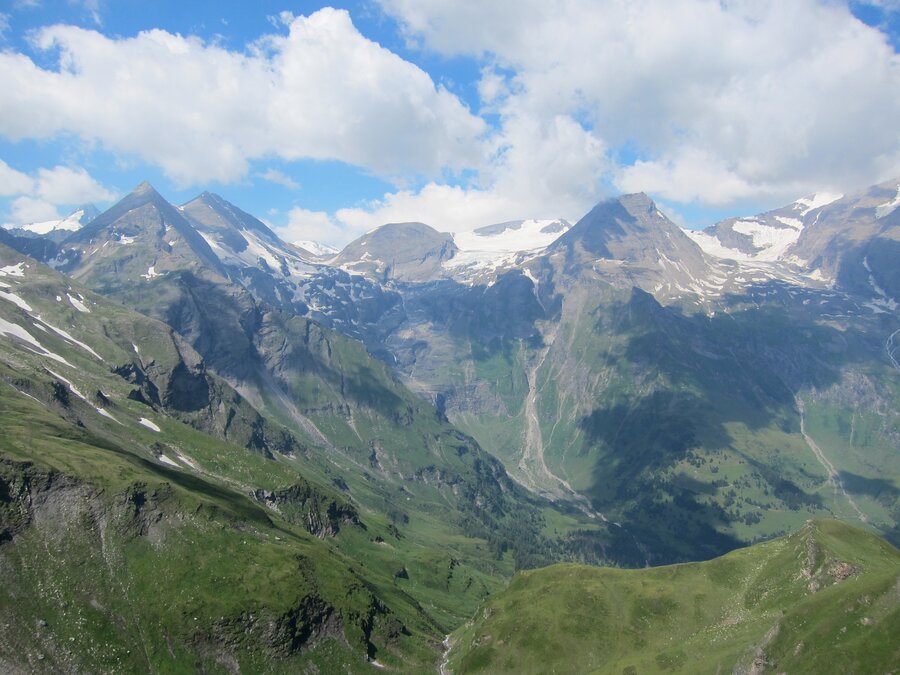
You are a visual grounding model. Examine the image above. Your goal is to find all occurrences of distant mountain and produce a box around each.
[293,238,338,259]
[359,188,899,562]
[687,192,843,262]
[333,221,458,282]
[56,182,227,287]
[685,178,900,305]
[4,203,99,242]
[544,192,709,300]
[2,178,896,566]
[332,218,572,285]
[447,520,900,674]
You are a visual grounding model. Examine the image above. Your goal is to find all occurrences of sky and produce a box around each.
[0,0,898,246]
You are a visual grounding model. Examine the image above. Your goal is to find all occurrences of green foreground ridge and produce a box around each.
[447,519,900,674]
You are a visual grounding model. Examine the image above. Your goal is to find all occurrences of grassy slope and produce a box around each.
[0,245,613,670]
[0,248,529,670]
[0,390,439,673]
[448,520,900,674]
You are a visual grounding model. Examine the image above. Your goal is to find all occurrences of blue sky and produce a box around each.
[0,0,898,245]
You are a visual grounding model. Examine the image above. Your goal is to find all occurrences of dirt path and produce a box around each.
[796,398,867,523]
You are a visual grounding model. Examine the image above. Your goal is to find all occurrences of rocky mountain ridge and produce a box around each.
[3,178,899,564]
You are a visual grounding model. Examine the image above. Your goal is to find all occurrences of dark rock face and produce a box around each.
[250,480,359,538]
[0,229,59,262]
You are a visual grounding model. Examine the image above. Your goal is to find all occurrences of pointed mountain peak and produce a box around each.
[73,203,101,224]
[131,180,159,196]
[181,191,278,241]
[110,181,172,213]
[194,191,223,205]
[568,192,670,241]
[616,191,655,211]
[549,191,707,276]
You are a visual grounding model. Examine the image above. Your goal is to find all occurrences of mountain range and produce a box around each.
[1,175,898,671]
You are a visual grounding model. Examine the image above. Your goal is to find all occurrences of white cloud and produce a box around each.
[35,165,116,203]
[381,0,900,210]
[0,161,114,227]
[257,168,300,190]
[277,207,347,247]
[0,9,486,185]
[9,195,61,224]
[0,159,34,196]
[331,113,609,238]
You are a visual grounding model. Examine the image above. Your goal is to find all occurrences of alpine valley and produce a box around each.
[0,177,898,673]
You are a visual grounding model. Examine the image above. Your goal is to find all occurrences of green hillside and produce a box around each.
[0,244,612,670]
[448,519,900,674]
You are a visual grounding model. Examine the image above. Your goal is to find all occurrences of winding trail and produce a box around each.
[796,397,867,523]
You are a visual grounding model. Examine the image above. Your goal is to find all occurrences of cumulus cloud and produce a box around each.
[34,165,116,203]
[0,159,34,196]
[381,0,900,209]
[10,196,61,224]
[0,9,485,185]
[257,168,300,190]
[277,207,347,246]
[0,161,114,227]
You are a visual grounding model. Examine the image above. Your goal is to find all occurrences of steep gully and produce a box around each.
[518,322,602,519]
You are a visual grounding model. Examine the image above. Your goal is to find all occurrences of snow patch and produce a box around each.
[446,219,570,275]
[96,407,121,423]
[863,256,898,310]
[0,318,74,366]
[242,230,283,270]
[67,294,91,313]
[174,451,199,470]
[34,316,103,360]
[139,417,161,432]
[875,185,900,219]
[731,219,801,261]
[44,368,89,402]
[15,209,87,235]
[0,290,32,312]
[0,262,26,277]
[141,266,160,280]
[294,239,338,257]
[794,192,842,216]
[683,228,753,261]
[158,454,179,467]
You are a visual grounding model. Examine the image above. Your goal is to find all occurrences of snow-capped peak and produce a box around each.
[294,239,339,257]
[875,184,900,219]
[5,205,99,235]
[793,192,842,216]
